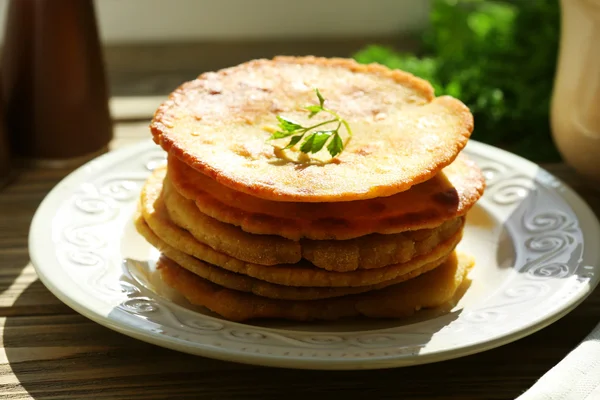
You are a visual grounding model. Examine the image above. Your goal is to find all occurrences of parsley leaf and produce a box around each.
[268,89,352,160]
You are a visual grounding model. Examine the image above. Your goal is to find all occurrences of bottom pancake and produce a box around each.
[157,251,474,322]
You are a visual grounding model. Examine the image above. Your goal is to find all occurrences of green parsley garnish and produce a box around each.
[269,89,352,159]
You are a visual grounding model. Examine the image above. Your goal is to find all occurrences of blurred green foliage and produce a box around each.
[353,0,561,162]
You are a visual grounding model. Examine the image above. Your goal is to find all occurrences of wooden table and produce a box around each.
[1,103,599,400]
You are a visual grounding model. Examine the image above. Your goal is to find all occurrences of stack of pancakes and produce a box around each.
[135,56,485,322]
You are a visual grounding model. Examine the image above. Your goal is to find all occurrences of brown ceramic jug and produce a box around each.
[1,0,113,166]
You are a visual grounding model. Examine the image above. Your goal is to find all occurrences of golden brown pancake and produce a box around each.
[142,165,301,266]
[135,216,449,300]
[165,175,464,271]
[166,152,483,240]
[151,56,473,202]
[157,251,474,322]
[135,208,461,288]
[135,191,463,287]
[144,166,465,271]
[302,217,463,271]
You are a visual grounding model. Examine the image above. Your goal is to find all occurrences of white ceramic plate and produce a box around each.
[29,140,600,370]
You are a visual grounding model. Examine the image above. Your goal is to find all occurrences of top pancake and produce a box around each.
[151,56,474,202]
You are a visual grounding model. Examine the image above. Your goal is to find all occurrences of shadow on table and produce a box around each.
[0,167,72,298]
[0,212,33,299]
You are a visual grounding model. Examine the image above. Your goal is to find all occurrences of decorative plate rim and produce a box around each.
[28,139,600,370]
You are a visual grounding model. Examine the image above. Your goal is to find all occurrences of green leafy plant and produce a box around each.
[353,0,561,162]
[269,89,352,158]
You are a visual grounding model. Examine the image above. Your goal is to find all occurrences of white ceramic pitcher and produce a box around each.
[551,0,600,182]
